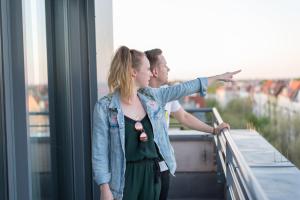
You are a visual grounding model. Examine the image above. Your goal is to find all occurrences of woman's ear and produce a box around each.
[131,68,137,78]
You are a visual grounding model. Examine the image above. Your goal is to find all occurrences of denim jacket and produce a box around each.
[92,77,208,199]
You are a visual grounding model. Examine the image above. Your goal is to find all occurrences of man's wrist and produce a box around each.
[212,127,216,135]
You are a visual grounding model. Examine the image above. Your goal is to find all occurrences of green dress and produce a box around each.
[122,115,161,200]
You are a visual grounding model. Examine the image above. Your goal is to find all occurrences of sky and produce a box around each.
[113,0,300,80]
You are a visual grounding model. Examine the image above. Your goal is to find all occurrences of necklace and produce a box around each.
[127,112,145,121]
[121,95,146,121]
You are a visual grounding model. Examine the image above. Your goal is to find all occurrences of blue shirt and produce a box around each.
[92,77,208,199]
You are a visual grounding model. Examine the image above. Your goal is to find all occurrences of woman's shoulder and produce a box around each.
[96,93,114,107]
[138,87,156,101]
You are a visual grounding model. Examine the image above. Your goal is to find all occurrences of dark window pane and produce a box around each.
[22,0,53,199]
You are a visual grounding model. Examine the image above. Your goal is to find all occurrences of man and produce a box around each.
[145,48,230,200]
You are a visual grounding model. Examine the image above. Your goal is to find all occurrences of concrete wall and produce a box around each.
[95,0,114,97]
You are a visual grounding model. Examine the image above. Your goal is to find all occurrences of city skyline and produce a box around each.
[113,0,300,80]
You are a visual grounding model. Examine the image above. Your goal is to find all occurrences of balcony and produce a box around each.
[29,108,300,200]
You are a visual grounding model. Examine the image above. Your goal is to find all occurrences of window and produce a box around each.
[22,0,54,199]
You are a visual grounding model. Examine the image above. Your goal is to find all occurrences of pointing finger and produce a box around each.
[231,69,242,75]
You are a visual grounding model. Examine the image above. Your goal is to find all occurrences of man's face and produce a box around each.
[156,54,170,85]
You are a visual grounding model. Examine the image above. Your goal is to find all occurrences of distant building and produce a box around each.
[277,80,300,117]
[213,79,300,119]
[253,80,286,117]
[215,82,249,108]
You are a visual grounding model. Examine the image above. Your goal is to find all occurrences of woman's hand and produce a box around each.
[215,122,230,134]
[100,184,113,200]
[217,70,241,82]
[208,70,241,85]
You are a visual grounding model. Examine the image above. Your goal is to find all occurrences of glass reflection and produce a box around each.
[22,0,54,199]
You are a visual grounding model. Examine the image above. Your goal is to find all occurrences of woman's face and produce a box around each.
[133,55,153,89]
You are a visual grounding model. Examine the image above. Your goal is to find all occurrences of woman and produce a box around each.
[92,46,240,200]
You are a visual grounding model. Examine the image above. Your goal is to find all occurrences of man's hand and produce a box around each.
[215,122,230,134]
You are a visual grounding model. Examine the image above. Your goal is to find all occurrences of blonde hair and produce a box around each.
[108,46,144,100]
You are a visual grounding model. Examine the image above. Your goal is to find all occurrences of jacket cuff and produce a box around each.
[198,77,208,96]
[94,172,111,185]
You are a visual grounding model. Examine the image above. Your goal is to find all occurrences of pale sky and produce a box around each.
[113,0,300,80]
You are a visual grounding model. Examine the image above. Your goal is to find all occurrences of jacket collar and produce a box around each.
[108,90,121,110]
[108,89,157,113]
[138,91,159,115]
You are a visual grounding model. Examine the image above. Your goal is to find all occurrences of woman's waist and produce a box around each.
[126,156,160,164]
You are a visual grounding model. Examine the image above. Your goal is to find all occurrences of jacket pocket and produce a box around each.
[108,111,119,127]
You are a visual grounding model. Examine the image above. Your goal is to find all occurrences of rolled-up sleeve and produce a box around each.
[198,77,208,97]
[92,101,111,185]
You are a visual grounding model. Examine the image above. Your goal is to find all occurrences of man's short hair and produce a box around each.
[144,48,162,70]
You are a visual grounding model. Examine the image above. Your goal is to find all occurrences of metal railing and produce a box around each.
[169,108,213,129]
[172,107,268,200]
[212,108,268,200]
[28,112,50,137]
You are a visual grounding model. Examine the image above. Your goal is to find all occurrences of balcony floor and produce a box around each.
[230,129,300,200]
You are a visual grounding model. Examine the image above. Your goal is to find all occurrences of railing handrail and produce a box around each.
[212,107,268,200]
[28,112,49,132]
[185,108,213,113]
[28,111,49,116]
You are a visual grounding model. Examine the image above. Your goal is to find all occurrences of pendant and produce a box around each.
[139,132,148,142]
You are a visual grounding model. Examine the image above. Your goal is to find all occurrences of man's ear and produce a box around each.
[152,67,159,78]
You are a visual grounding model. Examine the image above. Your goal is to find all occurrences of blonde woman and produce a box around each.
[92,46,240,200]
